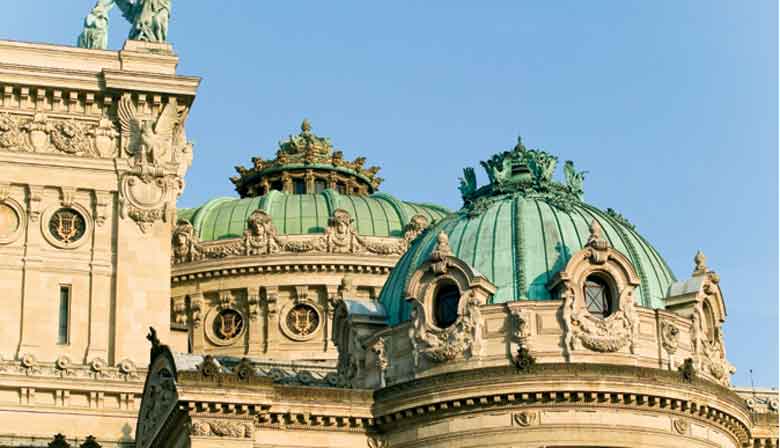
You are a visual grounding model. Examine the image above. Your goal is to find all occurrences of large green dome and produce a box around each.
[179,190,450,241]
[379,138,676,326]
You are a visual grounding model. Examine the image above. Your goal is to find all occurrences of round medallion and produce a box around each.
[48,208,86,244]
[0,199,24,245]
[213,309,244,341]
[285,304,320,338]
[0,203,19,237]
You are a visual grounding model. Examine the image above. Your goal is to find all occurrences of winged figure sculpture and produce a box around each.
[118,94,178,166]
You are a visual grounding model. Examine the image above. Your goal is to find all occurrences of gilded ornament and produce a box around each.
[213,309,244,341]
[49,208,87,244]
[285,304,320,337]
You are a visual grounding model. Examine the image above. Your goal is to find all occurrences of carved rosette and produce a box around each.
[550,220,641,355]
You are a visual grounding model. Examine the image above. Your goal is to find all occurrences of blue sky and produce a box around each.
[3,1,776,386]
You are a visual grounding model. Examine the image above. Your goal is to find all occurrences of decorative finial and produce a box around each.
[301,119,312,133]
[434,232,452,257]
[587,219,603,246]
[586,219,609,263]
[429,231,453,273]
[693,250,707,276]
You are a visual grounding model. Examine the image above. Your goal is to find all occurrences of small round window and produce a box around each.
[433,282,460,328]
[583,276,612,318]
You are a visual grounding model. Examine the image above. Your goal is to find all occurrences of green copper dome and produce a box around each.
[379,138,676,326]
[179,190,450,241]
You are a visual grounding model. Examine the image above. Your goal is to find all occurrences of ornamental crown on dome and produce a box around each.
[458,136,587,214]
[229,120,383,197]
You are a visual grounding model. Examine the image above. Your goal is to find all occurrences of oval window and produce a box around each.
[433,282,460,328]
[583,276,612,318]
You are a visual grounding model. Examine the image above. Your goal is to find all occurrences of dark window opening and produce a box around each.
[336,182,346,194]
[314,179,327,193]
[256,186,266,196]
[433,283,460,328]
[584,276,611,318]
[270,180,284,192]
[58,286,70,344]
[293,178,306,194]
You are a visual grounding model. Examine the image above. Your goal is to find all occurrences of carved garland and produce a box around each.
[549,220,641,355]
[171,210,430,264]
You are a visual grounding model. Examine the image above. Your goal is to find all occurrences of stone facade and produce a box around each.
[0,30,776,448]
[0,39,198,446]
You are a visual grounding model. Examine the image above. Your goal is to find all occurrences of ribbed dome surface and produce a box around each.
[178,190,450,241]
[379,195,676,326]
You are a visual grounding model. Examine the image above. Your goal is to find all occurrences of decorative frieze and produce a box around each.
[189,419,253,438]
[171,209,427,265]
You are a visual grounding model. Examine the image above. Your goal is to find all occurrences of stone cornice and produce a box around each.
[370,364,752,445]
[171,253,397,282]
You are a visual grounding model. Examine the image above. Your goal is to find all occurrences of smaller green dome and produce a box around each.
[378,138,677,326]
[181,189,450,242]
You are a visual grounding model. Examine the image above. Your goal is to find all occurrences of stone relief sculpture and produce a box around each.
[118,94,179,166]
[77,0,114,50]
[404,235,496,367]
[682,252,735,386]
[0,112,112,157]
[244,210,282,255]
[171,209,426,265]
[553,220,641,355]
[409,293,484,364]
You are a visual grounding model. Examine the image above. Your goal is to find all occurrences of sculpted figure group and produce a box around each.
[172,209,431,265]
[78,0,171,49]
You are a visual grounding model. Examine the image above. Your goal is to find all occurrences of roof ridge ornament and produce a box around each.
[77,0,172,50]
[429,232,453,274]
[230,120,383,197]
[693,250,707,276]
[459,136,586,216]
[586,219,610,264]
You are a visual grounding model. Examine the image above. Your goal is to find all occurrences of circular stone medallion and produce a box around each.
[213,309,244,341]
[0,203,19,239]
[285,304,320,338]
[48,208,86,244]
